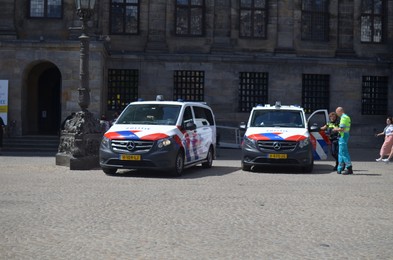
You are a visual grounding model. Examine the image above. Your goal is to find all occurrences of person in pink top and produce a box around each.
[375,117,393,163]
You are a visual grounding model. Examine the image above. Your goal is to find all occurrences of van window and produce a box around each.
[252,110,304,128]
[116,104,181,125]
[182,106,194,127]
[193,106,215,126]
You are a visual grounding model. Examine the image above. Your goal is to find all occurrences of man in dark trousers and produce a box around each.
[0,116,5,153]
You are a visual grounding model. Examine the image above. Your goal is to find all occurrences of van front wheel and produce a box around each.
[202,147,213,168]
[172,150,184,177]
[102,167,117,175]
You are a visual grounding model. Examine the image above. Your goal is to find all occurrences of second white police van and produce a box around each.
[99,96,216,176]
[241,102,329,172]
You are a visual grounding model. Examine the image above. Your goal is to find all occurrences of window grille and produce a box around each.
[110,0,140,34]
[361,76,388,115]
[238,72,268,112]
[107,69,139,111]
[361,0,385,43]
[29,0,62,18]
[301,0,329,41]
[239,0,268,39]
[173,71,205,101]
[175,0,205,36]
[302,74,330,113]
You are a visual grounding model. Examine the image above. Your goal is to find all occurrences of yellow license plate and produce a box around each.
[268,154,287,159]
[120,154,141,161]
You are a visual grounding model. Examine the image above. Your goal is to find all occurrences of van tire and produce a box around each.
[242,162,252,171]
[303,159,314,173]
[202,147,213,168]
[303,164,313,173]
[102,167,117,175]
[172,150,184,177]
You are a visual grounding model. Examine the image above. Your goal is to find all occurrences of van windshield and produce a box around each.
[116,104,182,125]
[251,110,305,128]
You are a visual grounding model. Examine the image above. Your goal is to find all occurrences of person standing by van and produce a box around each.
[320,112,340,170]
[334,107,353,175]
[0,116,5,153]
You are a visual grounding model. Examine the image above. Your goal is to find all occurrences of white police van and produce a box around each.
[99,96,216,176]
[241,102,329,172]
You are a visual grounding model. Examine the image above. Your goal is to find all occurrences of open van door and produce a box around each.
[307,109,330,160]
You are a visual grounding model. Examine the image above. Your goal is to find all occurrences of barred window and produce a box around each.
[239,0,268,38]
[110,0,139,34]
[107,69,139,111]
[29,0,62,18]
[302,74,330,113]
[238,72,268,112]
[361,76,388,115]
[173,71,204,101]
[361,0,385,43]
[301,0,329,41]
[175,0,205,36]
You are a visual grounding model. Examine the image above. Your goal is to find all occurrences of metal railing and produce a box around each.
[216,125,243,149]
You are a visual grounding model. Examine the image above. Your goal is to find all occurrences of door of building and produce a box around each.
[25,62,61,135]
[37,67,61,134]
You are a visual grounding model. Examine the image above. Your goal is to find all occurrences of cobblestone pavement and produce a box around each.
[1,147,393,260]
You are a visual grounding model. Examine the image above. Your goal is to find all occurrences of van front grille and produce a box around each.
[257,141,297,151]
[111,139,154,153]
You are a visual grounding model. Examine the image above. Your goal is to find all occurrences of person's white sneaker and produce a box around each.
[376,158,382,162]
[382,158,390,163]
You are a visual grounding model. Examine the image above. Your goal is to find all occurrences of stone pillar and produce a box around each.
[145,0,168,52]
[0,0,17,39]
[275,0,295,53]
[211,0,232,52]
[336,0,355,56]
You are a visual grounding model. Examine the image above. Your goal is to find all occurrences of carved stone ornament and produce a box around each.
[56,110,103,168]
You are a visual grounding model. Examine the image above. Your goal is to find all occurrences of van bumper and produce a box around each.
[99,143,178,171]
[241,145,313,168]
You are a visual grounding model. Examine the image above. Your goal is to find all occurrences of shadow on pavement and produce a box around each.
[247,163,334,175]
[107,165,240,179]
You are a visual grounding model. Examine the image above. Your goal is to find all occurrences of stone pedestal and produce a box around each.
[56,111,102,170]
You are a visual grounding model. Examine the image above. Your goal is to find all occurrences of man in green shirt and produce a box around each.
[334,107,353,174]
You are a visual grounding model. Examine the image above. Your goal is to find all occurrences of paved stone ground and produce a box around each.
[1,147,393,260]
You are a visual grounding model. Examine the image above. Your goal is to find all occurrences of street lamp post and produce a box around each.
[56,0,102,170]
[76,0,95,110]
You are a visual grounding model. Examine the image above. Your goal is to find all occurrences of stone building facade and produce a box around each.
[0,0,392,147]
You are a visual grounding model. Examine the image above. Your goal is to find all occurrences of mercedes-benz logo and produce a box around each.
[273,142,281,151]
[126,141,136,151]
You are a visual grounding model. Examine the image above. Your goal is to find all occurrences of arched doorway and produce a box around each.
[25,62,61,135]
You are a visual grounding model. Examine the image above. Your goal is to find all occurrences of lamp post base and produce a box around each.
[56,110,102,170]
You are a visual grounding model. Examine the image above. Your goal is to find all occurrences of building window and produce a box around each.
[361,0,385,43]
[239,0,268,38]
[175,0,205,36]
[238,72,268,112]
[110,0,139,34]
[173,71,204,101]
[361,76,388,115]
[29,0,62,18]
[302,74,330,113]
[301,0,329,41]
[107,69,139,111]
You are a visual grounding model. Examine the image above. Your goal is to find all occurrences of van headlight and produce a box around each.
[299,137,310,148]
[243,136,257,148]
[157,138,172,148]
[101,136,110,147]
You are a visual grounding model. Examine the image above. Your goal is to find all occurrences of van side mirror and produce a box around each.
[239,122,247,129]
[184,122,197,131]
[309,124,320,132]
